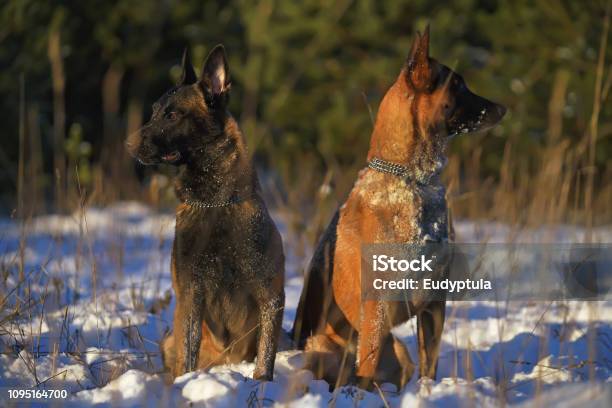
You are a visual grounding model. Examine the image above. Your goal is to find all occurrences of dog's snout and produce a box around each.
[125,131,143,157]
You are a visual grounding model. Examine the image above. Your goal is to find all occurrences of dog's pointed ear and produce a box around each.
[179,47,197,86]
[406,24,432,91]
[199,44,231,104]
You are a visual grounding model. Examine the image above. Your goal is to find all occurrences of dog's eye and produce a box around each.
[166,111,179,121]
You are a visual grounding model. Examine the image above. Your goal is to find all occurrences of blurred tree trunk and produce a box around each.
[17,75,25,220]
[125,94,145,200]
[584,3,609,240]
[26,104,44,216]
[528,68,570,224]
[48,28,66,212]
[101,62,125,201]
[239,0,273,153]
[547,69,570,144]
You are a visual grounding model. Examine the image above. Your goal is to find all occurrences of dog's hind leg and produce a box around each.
[417,300,445,379]
[393,336,416,387]
[161,332,176,371]
[304,332,355,388]
[357,334,415,390]
[373,335,416,389]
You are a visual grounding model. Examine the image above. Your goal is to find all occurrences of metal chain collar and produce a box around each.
[367,157,431,185]
[183,194,248,209]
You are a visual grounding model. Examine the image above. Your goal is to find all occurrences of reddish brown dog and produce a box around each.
[293,26,506,389]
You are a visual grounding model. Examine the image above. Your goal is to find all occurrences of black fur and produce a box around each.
[126,45,285,380]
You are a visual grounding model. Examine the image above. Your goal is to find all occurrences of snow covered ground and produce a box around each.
[0,202,611,407]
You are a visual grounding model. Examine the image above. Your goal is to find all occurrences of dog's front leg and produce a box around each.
[253,288,284,381]
[417,300,445,379]
[356,300,387,388]
[183,280,204,373]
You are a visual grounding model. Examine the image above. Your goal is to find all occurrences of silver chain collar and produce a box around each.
[183,195,247,209]
[367,157,432,185]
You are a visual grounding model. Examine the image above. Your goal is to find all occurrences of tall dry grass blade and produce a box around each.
[75,165,101,348]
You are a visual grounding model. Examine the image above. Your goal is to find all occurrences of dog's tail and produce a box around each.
[291,211,340,348]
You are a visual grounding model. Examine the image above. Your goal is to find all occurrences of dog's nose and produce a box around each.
[125,130,143,155]
[125,140,136,153]
[125,137,140,157]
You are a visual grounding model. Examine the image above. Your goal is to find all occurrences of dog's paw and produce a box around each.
[252,371,273,382]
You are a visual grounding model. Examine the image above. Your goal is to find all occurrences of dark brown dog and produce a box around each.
[293,26,506,389]
[126,45,285,381]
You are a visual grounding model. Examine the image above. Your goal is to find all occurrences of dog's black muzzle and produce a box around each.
[447,91,506,137]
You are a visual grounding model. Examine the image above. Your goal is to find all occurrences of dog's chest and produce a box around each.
[173,206,259,288]
[350,169,448,243]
